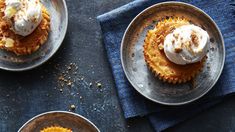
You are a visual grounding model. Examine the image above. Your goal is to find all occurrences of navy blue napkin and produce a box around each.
[97,0,235,131]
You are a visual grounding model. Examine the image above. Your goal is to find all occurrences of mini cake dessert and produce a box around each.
[0,0,50,55]
[143,18,209,84]
[40,126,72,132]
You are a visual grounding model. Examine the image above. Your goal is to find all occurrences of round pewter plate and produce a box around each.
[121,2,225,105]
[0,0,68,71]
[18,111,100,132]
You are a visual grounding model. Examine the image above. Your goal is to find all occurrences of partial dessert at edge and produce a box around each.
[0,0,50,55]
[40,126,72,132]
[143,17,210,84]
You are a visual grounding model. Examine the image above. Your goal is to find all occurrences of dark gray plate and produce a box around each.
[18,111,100,132]
[121,2,225,105]
[0,0,68,71]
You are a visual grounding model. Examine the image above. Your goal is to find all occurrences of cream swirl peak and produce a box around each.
[4,0,42,36]
[163,24,209,65]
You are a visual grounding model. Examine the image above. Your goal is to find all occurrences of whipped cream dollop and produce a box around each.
[4,0,42,36]
[163,24,209,65]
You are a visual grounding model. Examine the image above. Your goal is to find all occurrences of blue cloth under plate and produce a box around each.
[97,0,235,131]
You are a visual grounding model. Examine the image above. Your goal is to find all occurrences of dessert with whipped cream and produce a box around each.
[4,0,42,36]
[164,25,209,65]
[143,18,209,84]
[0,0,50,55]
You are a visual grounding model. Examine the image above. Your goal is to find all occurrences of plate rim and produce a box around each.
[17,111,100,132]
[120,1,225,105]
[0,0,68,72]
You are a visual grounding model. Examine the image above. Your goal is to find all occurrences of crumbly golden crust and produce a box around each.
[40,126,72,132]
[143,18,205,84]
[0,0,50,55]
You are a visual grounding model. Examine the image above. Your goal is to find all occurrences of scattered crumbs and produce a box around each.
[67,80,72,86]
[89,82,93,87]
[67,66,72,70]
[80,96,82,99]
[6,94,10,97]
[59,89,63,93]
[70,104,76,110]
[96,82,102,88]
[57,62,79,90]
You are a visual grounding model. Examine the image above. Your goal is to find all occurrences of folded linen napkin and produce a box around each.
[97,0,235,131]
